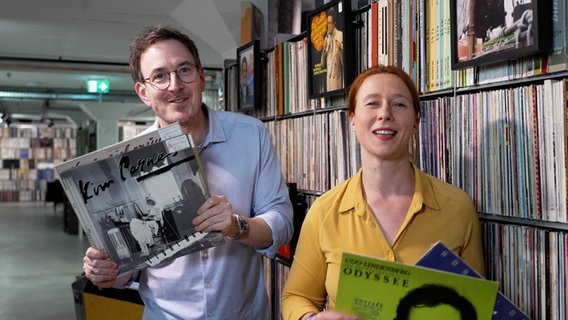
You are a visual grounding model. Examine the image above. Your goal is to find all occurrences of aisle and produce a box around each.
[0,202,89,320]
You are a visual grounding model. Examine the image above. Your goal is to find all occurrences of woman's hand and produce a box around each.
[307,311,360,320]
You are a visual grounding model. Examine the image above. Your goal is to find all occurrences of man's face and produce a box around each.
[407,304,462,320]
[135,39,205,127]
[327,16,335,34]
[241,60,247,82]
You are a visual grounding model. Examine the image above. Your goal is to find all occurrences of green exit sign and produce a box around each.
[86,80,110,93]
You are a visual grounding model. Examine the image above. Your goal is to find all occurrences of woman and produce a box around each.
[281,65,484,320]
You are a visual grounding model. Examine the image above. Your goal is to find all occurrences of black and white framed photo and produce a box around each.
[450,0,551,69]
[306,0,353,99]
[237,40,261,112]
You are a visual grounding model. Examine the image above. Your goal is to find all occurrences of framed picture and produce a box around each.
[306,0,353,99]
[450,0,551,70]
[237,40,261,112]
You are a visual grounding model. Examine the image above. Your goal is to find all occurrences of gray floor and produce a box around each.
[0,202,89,320]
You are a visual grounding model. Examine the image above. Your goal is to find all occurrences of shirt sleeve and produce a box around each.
[253,125,294,258]
[281,202,328,320]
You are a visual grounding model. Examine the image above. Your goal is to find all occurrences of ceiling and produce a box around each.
[0,0,279,126]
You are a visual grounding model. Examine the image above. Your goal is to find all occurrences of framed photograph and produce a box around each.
[306,0,353,99]
[237,40,261,112]
[450,0,551,70]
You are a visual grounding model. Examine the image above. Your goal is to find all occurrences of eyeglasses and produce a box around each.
[144,64,199,90]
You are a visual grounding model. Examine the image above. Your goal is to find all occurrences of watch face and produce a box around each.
[238,215,249,233]
[240,218,249,232]
[227,215,247,240]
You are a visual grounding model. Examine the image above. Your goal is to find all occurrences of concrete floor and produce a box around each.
[0,202,89,320]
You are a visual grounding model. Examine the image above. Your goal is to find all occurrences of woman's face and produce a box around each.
[350,73,419,162]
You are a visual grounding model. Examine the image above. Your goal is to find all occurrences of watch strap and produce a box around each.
[226,214,248,240]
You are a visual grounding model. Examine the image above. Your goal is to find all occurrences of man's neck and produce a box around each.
[185,105,209,147]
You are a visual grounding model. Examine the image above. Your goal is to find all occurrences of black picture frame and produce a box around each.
[306,0,353,99]
[237,40,261,112]
[450,0,550,70]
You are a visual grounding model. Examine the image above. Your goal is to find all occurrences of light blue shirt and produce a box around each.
[138,105,294,319]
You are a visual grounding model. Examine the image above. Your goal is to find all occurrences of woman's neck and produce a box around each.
[361,159,415,198]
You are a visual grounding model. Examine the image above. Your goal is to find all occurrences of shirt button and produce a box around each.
[387,251,394,259]
[208,312,214,318]
[202,251,209,259]
[205,283,212,289]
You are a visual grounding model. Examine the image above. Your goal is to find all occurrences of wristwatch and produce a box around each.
[227,214,249,240]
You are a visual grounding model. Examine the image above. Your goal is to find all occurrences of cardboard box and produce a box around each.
[72,276,144,320]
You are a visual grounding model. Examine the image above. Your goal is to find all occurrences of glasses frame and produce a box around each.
[143,64,200,90]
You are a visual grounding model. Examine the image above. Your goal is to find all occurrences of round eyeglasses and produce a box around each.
[144,64,199,90]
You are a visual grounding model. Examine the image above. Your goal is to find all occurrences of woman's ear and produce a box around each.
[413,115,420,133]
[350,113,356,131]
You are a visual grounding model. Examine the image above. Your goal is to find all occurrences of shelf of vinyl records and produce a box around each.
[259,73,567,320]
[225,0,568,318]
[259,79,567,320]
[0,125,76,201]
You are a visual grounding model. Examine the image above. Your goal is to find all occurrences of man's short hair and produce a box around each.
[394,284,477,320]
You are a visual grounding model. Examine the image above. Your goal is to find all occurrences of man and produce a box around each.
[394,284,477,320]
[472,0,506,42]
[129,196,164,256]
[82,25,294,320]
[240,56,251,106]
[320,6,343,92]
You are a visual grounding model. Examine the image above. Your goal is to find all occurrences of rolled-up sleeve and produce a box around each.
[201,111,293,258]
[253,125,294,257]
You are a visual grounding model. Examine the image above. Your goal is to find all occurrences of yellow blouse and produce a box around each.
[281,165,485,320]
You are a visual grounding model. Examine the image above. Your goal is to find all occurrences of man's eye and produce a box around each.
[178,67,194,76]
[153,73,167,81]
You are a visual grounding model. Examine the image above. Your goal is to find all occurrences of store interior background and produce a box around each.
[0,1,340,319]
[0,0,355,149]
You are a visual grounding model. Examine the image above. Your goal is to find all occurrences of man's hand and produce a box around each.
[193,195,273,247]
[193,195,234,234]
[83,247,127,288]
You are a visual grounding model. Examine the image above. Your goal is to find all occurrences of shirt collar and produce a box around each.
[338,169,365,215]
[337,163,441,216]
[203,104,228,147]
[150,103,228,148]
[411,163,441,212]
